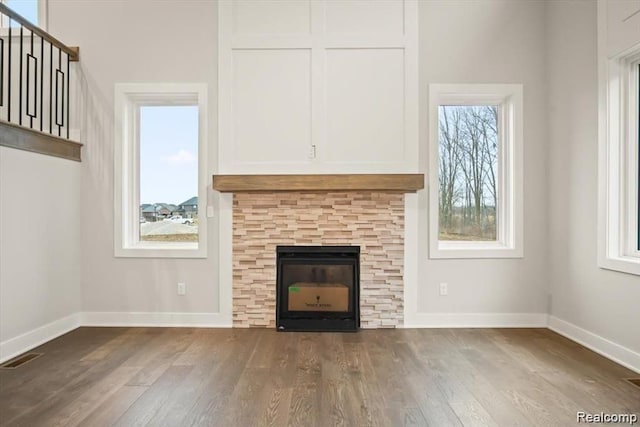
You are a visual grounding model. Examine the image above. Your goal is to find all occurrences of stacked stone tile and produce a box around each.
[232,192,405,328]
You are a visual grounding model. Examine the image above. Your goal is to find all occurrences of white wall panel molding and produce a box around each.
[218,0,418,174]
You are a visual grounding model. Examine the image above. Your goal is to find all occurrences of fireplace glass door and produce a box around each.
[276,246,359,331]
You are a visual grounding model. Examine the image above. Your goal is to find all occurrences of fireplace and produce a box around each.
[232,192,405,329]
[276,246,360,332]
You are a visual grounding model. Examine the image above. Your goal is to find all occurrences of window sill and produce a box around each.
[115,242,206,259]
[430,241,523,259]
[599,255,640,276]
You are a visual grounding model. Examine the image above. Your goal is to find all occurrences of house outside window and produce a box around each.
[114,83,208,258]
[429,84,524,259]
[178,196,199,219]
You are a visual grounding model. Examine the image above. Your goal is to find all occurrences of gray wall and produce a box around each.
[547,0,640,357]
[416,0,549,316]
[0,147,82,359]
[49,0,221,315]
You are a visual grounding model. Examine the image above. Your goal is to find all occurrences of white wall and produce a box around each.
[48,0,552,325]
[0,147,81,360]
[547,0,640,368]
[605,0,640,56]
[47,0,225,323]
[8,1,631,371]
[410,0,550,324]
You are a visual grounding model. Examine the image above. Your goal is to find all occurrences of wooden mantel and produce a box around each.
[212,174,424,193]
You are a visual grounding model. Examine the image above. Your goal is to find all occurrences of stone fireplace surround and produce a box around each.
[232,191,406,328]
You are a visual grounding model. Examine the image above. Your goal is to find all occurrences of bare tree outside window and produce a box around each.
[438,105,499,241]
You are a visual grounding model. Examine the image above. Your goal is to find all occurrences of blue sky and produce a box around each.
[7,0,38,24]
[140,106,198,206]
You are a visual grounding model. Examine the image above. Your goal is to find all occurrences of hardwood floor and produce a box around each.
[0,328,638,426]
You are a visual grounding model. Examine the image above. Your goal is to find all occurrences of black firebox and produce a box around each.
[276,246,360,332]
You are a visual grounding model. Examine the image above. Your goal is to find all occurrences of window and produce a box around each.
[114,83,208,258]
[599,45,640,275]
[437,105,499,242]
[429,84,523,259]
[1,0,46,28]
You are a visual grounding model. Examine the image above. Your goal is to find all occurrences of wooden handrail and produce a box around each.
[0,3,79,61]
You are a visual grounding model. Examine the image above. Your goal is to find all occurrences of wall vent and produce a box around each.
[0,353,43,369]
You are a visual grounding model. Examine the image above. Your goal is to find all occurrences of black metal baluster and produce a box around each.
[27,29,37,128]
[40,36,44,131]
[55,57,59,135]
[49,43,52,134]
[29,29,32,128]
[0,38,4,107]
[7,21,11,122]
[19,25,23,125]
[66,52,69,139]
[0,6,76,139]
[56,47,62,136]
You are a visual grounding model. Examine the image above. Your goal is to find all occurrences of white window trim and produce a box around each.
[598,41,640,275]
[627,56,640,261]
[114,83,208,258]
[428,84,524,259]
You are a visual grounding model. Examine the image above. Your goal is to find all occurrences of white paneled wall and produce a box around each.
[218,0,418,174]
[325,0,404,35]
[232,1,311,35]
[325,49,406,165]
[232,49,312,164]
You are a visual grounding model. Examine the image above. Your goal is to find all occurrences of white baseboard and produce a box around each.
[0,312,81,364]
[80,311,233,328]
[0,311,231,364]
[3,311,637,376]
[403,312,549,328]
[548,315,640,374]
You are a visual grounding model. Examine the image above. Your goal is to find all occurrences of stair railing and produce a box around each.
[0,3,78,140]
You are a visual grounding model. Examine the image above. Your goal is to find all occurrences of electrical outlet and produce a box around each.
[439,282,448,296]
[177,282,186,296]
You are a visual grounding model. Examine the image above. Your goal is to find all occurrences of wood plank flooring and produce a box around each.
[0,328,638,426]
